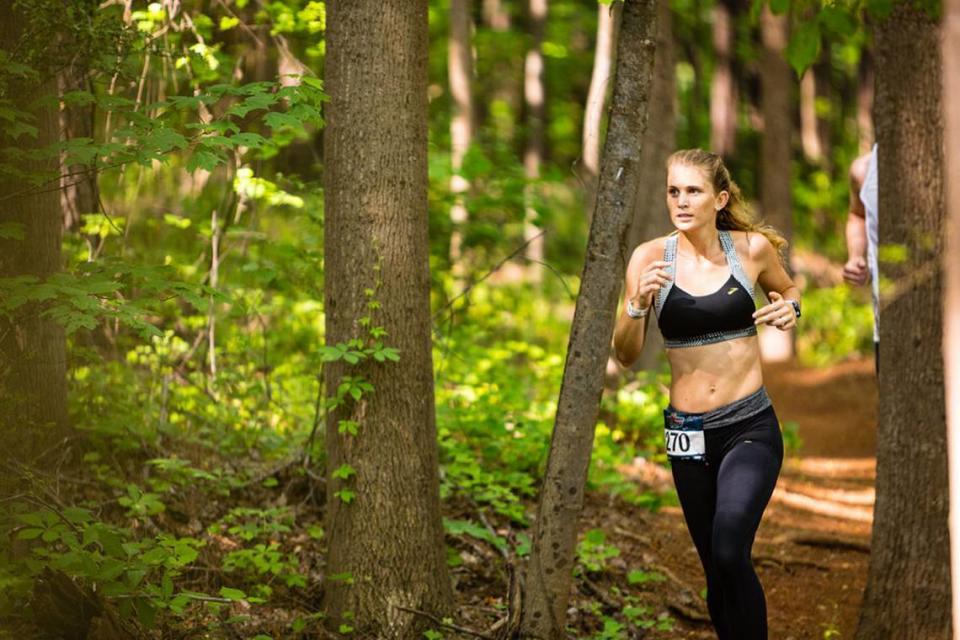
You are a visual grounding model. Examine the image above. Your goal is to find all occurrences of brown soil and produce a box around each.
[576,356,878,639]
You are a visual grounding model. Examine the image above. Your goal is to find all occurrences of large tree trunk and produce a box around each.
[582,0,621,224]
[757,3,794,362]
[0,0,70,460]
[523,0,547,282]
[945,0,960,629]
[945,0,960,630]
[710,0,737,157]
[518,1,658,637]
[855,4,951,638]
[625,0,675,374]
[449,0,474,283]
[322,1,453,636]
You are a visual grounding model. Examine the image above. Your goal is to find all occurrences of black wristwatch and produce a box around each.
[786,299,801,318]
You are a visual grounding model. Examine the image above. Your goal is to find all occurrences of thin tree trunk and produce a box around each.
[857,48,875,153]
[523,0,547,282]
[0,0,70,461]
[449,0,474,282]
[626,0,675,373]
[58,65,99,239]
[483,0,511,30]
[518,1,658,636]
[945,0,960,631]
[758,3,794,361]
[710,0,736,157]
[799,69,822,163]
[855,4,951,638]
[322,0,453,636]
[582,0,621,223]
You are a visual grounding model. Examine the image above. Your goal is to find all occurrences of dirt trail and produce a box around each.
[586,356,878,639]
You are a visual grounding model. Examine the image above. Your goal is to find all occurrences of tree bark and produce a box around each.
[449,0,474,282]
[757,3,794,361]
[582,0,621,224]
[483,0,511,30]
[710,0,737,157]
[855,4,951,638]
[322,1,453,636]
[625,0,675,373]
[523,0,547,282]
[518,1,658,637]
[0,0,70,460]
[944,0,960,631]
[857,48,875,153]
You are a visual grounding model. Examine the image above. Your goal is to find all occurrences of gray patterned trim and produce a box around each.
[719,229,755,295]
[665,386,772,430]
[662,325,758,349]
[655,234,678,318]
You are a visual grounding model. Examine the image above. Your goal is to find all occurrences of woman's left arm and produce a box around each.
[749,233,801,331]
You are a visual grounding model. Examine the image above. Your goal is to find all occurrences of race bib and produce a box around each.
[663,411,706,461]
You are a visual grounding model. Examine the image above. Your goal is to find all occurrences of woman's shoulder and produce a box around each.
[625,234,671,277]
[630,234,672,263]
[726,229,775,261]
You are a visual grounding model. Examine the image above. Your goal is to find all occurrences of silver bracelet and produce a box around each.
[626,299,649,319]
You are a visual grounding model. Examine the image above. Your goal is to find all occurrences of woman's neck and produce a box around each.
[677,226,722,259]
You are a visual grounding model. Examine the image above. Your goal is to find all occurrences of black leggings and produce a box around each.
[670,404,783,640]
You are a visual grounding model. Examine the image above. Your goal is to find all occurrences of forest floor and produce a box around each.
[572,356,878,640]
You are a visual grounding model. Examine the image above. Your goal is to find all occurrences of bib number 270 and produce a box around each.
[664,428,705,458]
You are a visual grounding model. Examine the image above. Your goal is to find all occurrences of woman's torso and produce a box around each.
[653,230,764,412]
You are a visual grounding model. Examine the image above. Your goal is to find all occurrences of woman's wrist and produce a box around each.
[626,298,649,319]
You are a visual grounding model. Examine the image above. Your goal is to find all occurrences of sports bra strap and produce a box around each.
[655,234,678,317]
[719,230,754,294]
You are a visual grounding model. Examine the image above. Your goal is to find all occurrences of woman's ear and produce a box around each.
[716,190,730,211]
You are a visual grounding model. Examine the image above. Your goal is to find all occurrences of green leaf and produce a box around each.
[785,21,820,77]
[334,488,355,503]
[17,528,43,540]
[818,6,856,36]
[768,0,789,15]
[332,464,356,480]
[186,149,225,173]
[220,586,247,601]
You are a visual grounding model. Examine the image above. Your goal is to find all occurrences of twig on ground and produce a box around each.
[393,605,496,640]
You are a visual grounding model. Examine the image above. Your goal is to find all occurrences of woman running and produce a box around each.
[613,149,800,639]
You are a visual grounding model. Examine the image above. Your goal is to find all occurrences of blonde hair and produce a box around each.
[666,148,788,260]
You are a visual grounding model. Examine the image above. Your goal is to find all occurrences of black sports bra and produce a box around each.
[655,230,758,348]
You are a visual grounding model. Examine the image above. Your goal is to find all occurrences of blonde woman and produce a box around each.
[613,149,800,639]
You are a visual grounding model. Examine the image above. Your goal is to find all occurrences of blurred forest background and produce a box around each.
[0,0,913,638]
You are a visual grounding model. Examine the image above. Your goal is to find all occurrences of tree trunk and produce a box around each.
[857,48,875,153]
[799,69,822,163]
[322,1,453,636]
[757,3,794,361]
[944,0,960,630]
[710,0,736,157]
[449,0,474,283]
[626,0,675,373]
[58,65,99,238]
[483,0,511,30]
[518,1,658,637]
[582,0,621,224]
[855,4,951,638]
[0,0,70,460]
[582,1,621,223]
[523,0,547,282]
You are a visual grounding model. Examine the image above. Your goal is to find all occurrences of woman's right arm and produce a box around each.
[613,241,671,368]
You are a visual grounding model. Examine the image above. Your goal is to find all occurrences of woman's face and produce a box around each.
[666,162,729,232]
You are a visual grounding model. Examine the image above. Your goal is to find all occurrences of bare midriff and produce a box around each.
[665,334,763,413]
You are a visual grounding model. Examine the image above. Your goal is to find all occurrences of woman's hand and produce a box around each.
[752,290,796,331]
[629,260,672,310]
